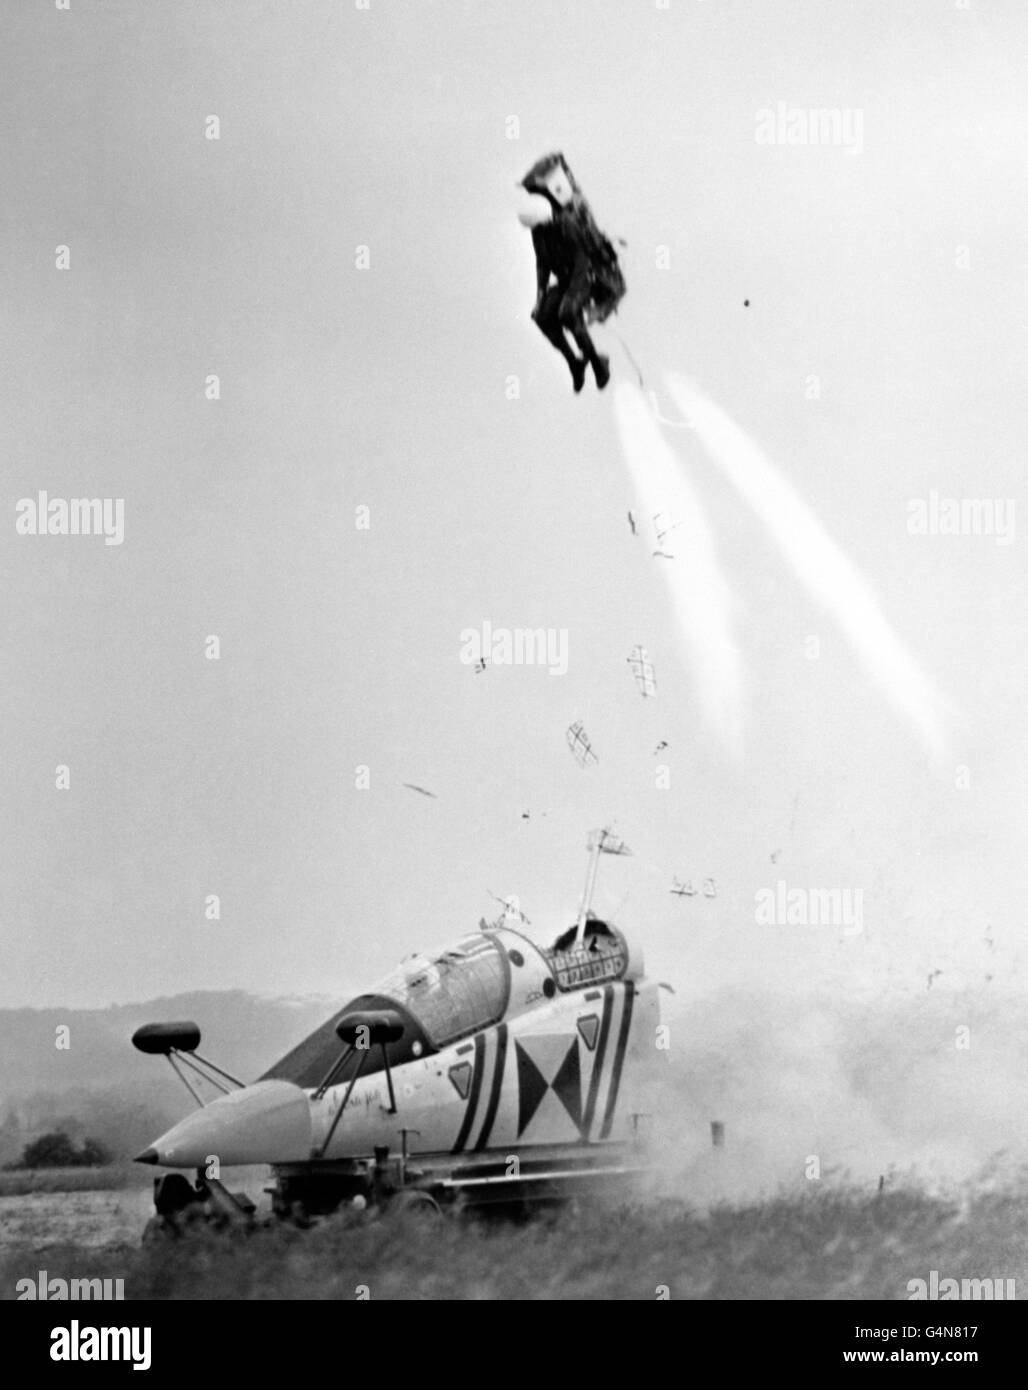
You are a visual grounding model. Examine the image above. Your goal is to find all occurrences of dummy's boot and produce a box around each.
[571,325,610,390]
[539,317,586,390]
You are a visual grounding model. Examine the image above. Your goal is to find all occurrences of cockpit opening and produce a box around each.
[372,933,509,1048]
[545,915,628,991]
[262,934,510,1089]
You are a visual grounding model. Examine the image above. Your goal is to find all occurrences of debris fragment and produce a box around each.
[627,644,656,697]
[566,720,598,768]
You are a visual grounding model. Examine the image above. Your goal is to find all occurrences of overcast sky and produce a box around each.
[2,0,1026,1011]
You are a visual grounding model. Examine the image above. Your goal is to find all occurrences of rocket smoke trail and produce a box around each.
[613,382,745,760]
[664,373,953,760]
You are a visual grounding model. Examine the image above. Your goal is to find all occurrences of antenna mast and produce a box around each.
[576,828,608,938]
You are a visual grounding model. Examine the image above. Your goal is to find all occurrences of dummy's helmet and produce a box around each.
[519,152,580,207]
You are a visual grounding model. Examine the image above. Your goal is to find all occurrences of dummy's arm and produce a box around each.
[531,227,553,306]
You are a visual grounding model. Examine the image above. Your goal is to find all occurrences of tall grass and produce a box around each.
[2,1181,1025,1300]
[0,1165,143,1197]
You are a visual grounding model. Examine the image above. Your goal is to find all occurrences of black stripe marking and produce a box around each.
[451,1032,486,1153]
[473,1023,508,1151]
[600,982,635,1139]
[581,985,614,1140]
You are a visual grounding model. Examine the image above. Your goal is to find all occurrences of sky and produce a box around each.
[1,0,1026,1014]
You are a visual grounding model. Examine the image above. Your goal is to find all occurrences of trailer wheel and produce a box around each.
[141,1215,176,1245]
[388,1189,441,1219]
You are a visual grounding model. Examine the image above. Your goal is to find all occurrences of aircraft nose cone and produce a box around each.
[134,1147,158,1165]
[142,1080,313,1168]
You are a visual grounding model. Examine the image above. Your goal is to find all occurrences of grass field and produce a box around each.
[2,1178,1025,1300]
[0,1165,145,1198]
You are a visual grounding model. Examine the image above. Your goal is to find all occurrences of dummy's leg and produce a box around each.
[559,263,610,390]
[534,286,587,391]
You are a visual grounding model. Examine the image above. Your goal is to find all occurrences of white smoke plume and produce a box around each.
[637,986,1028,1210]
[613,382,745,760]
[664,373,954,761]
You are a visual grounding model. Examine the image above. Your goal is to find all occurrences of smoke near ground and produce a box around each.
[644,985,1028,1208]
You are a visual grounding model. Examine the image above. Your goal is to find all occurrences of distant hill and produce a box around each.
[0,991,334,1165]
